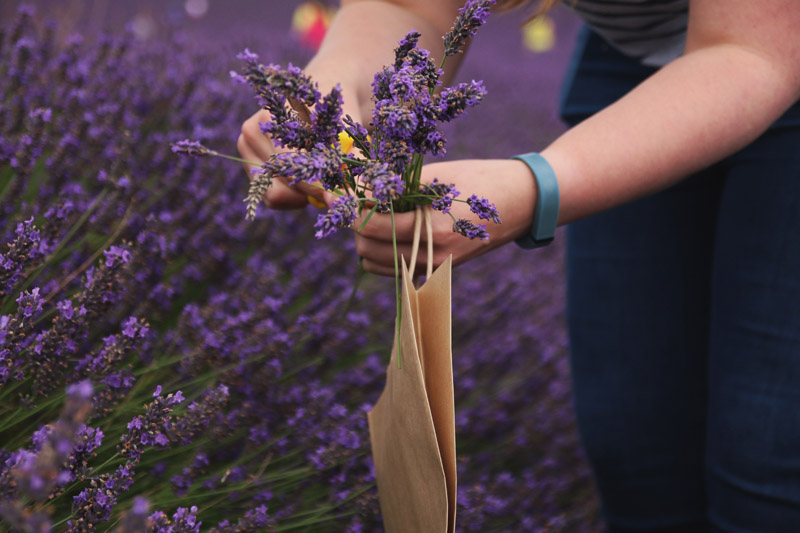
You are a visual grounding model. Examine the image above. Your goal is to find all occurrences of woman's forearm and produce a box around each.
[543,11,800,225]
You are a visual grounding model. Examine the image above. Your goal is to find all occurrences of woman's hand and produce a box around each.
[237,109,322,210]
[235,0,467,213]
[341,158,539,276]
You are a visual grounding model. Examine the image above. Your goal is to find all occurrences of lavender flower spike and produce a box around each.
[467,194,501,224]
[171,139,211,157]
[314,195,359,239]
[443,0,495,57]
[453,218,490,240]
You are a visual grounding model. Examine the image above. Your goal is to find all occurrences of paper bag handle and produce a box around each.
[408,206,433,281]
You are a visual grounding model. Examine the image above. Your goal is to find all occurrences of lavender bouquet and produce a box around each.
[174,0,501,250]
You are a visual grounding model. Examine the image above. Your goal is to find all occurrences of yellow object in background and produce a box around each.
[523,15,556,52]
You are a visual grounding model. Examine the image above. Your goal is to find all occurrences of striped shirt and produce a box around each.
[569,0,689,66]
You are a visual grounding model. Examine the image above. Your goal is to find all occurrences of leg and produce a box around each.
[706,118,800,532]
[566,169,724,531]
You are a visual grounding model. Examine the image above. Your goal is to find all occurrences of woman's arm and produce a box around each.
[236,0,467,209]
[352,0,800,276]
[545,0,800,224]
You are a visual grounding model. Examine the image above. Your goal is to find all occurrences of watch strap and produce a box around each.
[511,152,560,249]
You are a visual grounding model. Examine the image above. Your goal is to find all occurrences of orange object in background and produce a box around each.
[291,2,335,51]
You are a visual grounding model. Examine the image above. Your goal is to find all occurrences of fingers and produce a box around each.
[239,110,310,210]
[240,110,274,161]
[353,207,418,243]
[355,232,448,277]
[236,134,263,178]
[237,133,309,211]
[360,259,396,277]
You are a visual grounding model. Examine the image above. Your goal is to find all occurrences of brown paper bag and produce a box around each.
[367,207,456,533]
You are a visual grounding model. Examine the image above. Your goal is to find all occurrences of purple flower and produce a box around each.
[57,299,75,320]
[314,195,359,239]
[311,84,344,145]
[424,178,460,199]
[436,80,487,121]
[103,245,131,268]
[69,463,135,530]
[388,67,422,101]
[374,100,419,142]
[121,316,148,338]
[262,62,320,107]
[359,162,404,204]
[269,147,344,189]
[15,288,43,319]
[374,138,412,174]
[403,47,441,90]
[393,30,422,69]
[118,387,183,460]
[424,178,461,214]
[147,510,173,532]
[66,380,93,400]
[170,139,210,157]
[236,48,259,64]
[453,218,490,240]
[1,217,42,295]
[442,0,495,56]
[432,195,453,214]
[467,194,501,224]
[172,505,201,532]
[166,384,229,445]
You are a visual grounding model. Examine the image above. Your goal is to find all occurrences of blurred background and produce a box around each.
[0,0,581,157]
[0,1,605,530]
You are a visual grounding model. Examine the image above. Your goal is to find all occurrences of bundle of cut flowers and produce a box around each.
[174,0,501,254]
[0,2,600,532]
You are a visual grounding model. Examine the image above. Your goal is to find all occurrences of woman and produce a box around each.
[238,1,800,530]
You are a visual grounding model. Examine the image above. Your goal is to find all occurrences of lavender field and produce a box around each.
[0,1,603,531]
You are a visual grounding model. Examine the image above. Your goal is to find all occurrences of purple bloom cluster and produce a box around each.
[184,1,495,238]
[453,218,490,240]
[369,30,488,173]
[0,3,600,532]
[425,177,462,214]
[313,194,359,239]
[359,161,405,207]
[467,193,501,223]
[443,0,496,57]
[0,217,43,296]
[69,463,135,531]
[119,386,184,461]
[209,504,276,532]
[171,139,211,157]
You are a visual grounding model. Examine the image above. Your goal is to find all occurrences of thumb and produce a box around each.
[287,181,327,208]
[321,190,338,206]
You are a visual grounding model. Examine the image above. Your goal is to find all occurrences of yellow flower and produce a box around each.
[338,130,355,154]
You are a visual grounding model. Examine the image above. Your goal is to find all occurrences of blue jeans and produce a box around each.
[562,28,800,532]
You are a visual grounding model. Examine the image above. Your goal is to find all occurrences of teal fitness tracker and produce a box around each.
[511,152,560,249]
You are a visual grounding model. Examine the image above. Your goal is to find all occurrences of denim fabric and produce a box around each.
[561,27,800,532]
